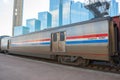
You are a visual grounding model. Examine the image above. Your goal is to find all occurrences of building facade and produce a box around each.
[49,0,94,26]
[38,11,52,30]
[109,0,119,17]
[13,26,29,36]
[26,18,41,33]
[62,1,94,25]
[71,2,94,24]
[62,0,72,25]
[12,0,23,36]
[49,0,63,27]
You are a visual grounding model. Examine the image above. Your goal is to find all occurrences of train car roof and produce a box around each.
[0,36,10,39]
[12,16,111,38]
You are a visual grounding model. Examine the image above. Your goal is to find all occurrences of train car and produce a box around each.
[1,37,10,53]
[0,36,10,52]
[7,16,120,66]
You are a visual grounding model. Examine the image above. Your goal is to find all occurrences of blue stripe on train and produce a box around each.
[66,39,108,44]
[30,42,50,45]
[39,39,108,45]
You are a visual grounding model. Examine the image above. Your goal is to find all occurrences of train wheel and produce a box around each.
[57,56,89,66]
[111,56,120,68]
[57,56,62,63]
[77,58,89,67]
[4,50,8,55]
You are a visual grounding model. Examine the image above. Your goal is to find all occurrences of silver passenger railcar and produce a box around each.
[5,17,120,66]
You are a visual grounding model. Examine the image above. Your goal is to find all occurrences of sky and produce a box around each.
[0,0,120,36]
[0,0,13,36]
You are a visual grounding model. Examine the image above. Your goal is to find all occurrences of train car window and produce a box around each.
[60,32,65,41]
[53,33,57,42]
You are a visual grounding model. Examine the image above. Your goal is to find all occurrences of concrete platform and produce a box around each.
[0,53,120,80]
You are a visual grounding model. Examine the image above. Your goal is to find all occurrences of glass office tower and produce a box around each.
[62,1,94,25]
[62,0,72,25]
[50,0,60,11]
[109,0,119,16]
[50,0,63,27]
[26,18,41,33]
[71,2,94,24]
[38,11,52,30]
[13,26,29,36]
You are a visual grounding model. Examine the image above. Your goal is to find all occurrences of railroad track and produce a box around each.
[8,53,120,74]
[85,64,120,74]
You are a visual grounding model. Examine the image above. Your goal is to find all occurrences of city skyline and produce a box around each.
[13,0,119,36]
[0,0,120,36]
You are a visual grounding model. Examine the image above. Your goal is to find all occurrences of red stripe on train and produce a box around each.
[24,38,51,42]
[67,33,108,39]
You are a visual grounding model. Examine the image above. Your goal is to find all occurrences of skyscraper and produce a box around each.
[12,0,23,36]
[49,0,63,27]
[71,1,93,24]
[38,11,52,30]
[109,0,119,16]
[62,1,94,25]
[62,0,72,25]
[26,18,41,33]
[50,0,60,11]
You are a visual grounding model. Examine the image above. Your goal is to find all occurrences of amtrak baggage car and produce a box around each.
[8,17,120,64]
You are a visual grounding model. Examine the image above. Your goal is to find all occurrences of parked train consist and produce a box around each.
[1,16,120,66]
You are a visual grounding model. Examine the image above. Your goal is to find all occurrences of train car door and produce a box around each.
[109,21,119,55]
[52,32,59,52]
[51,32,66,52]
[58,32,66,52]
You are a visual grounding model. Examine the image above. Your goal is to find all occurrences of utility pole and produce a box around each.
[12,0,23,36]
